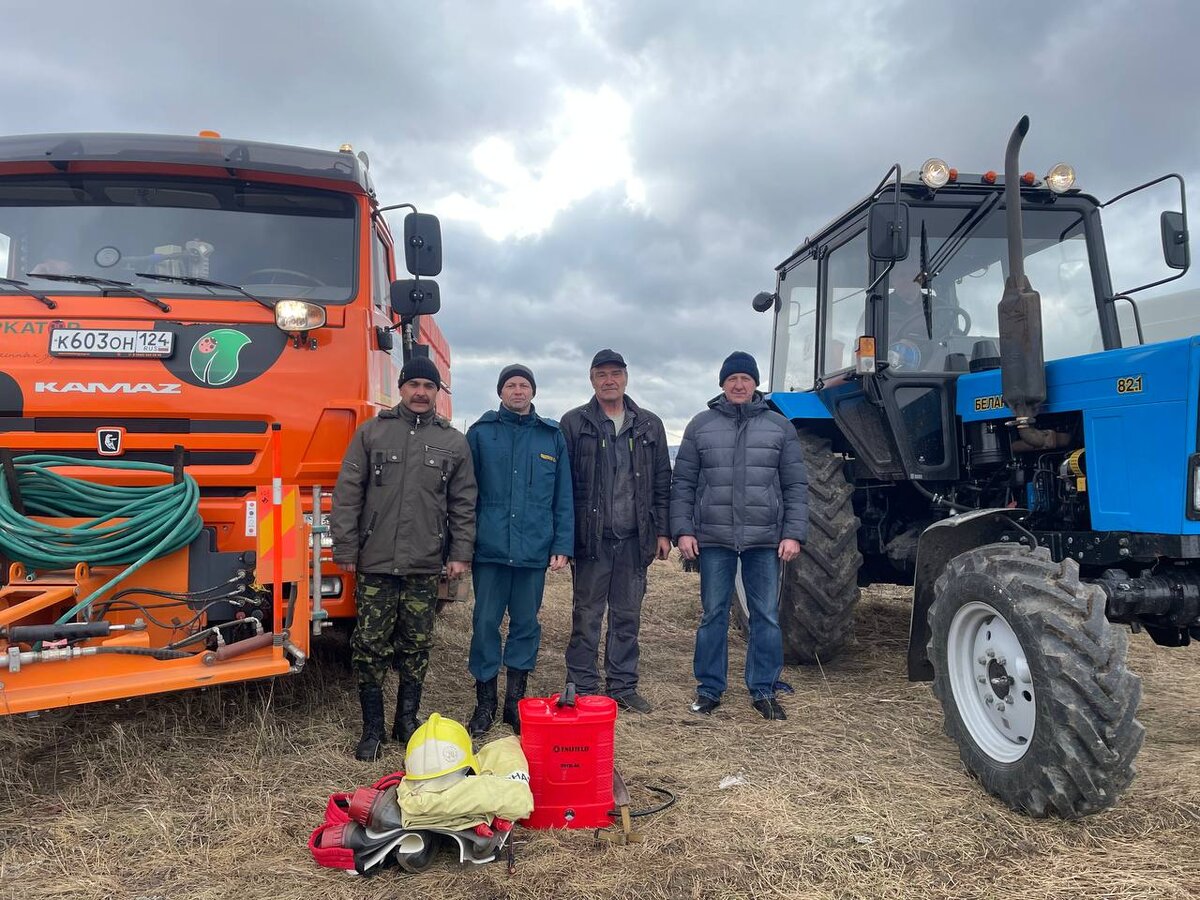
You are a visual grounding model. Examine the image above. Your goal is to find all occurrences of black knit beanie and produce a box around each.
[497,364,537,396]
[718,351,760,386]
[398,355,441,388]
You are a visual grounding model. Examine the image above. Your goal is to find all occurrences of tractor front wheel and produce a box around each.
[928,543,1144,818]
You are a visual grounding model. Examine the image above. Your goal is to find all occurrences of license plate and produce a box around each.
[48,328,174,358]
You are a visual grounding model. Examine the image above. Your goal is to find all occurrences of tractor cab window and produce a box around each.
[773,255,818,392]
[884,201,1101,373]
[823,230,869,375]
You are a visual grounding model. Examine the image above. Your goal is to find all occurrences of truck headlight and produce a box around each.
[275,300,326,332]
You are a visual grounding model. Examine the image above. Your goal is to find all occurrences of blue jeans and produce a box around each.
[695,546,783,701]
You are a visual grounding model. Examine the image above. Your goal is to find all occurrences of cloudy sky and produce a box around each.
[5,0,1198,439]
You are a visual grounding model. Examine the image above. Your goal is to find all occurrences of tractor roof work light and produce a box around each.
[1045,163,1077,194]
[920,158,953,189]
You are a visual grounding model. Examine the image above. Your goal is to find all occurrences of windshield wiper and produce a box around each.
[25,273,170,312]
[918,193,1003,286]
[0,276,57,309]
[135,273,275,310]
[918,221,933,338]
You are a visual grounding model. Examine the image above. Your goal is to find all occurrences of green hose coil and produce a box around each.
[0,454,204,623]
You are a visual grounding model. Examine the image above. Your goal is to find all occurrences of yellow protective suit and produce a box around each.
[396,735,534,830]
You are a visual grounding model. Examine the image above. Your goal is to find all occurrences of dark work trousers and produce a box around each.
[469,562,548,681]
[565,536,647,697]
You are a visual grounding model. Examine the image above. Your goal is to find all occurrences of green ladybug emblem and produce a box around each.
[189,329,252,386]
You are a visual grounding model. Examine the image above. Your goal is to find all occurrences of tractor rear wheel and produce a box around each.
[737,430,862,664]
[928,543,1144,818]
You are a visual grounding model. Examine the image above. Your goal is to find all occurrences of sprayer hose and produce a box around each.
[0,454,204,623]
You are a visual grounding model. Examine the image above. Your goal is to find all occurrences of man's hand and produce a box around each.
[656,536,672,561]
[340,561,356,573]
[549,554,569,573]
[677,535,699,561]
[447,560,470,579]
[778,539,801,563]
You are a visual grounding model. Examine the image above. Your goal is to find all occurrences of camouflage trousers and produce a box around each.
[351,572,439,688]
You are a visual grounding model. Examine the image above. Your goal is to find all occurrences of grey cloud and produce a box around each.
[5,0,1197,439]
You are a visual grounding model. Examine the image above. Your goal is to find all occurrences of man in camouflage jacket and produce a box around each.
[332,356,477,761]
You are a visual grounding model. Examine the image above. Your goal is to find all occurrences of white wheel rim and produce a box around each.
[946,601,1035,763]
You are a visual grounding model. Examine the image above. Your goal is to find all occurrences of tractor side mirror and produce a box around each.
[751,291,778,313]
[391,279,441,318]
[868,201,910,262]
[1161,211,1189,270]
[403,212,442,277]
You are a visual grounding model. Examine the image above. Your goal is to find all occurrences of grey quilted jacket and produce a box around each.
[669,394,808,550]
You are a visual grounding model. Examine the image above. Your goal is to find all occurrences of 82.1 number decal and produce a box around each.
[1116,375,1144,394]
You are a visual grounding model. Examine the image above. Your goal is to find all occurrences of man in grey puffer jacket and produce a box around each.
[670,351,807,720]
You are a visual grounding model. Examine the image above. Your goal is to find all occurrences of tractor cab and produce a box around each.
[763,159,1189,485]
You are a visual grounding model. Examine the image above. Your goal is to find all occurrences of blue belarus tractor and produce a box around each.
[750,117,1192,817]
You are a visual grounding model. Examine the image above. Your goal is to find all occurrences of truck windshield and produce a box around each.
[0,176,357,303]
[882,200,1098,373]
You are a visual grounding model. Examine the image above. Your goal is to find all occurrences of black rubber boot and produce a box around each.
[502,669,529,735]
[467,676,499,739]
[354,683,386,761]
[392,681,423,746]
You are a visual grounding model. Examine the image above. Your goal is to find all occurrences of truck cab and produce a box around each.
[0,131,447,629]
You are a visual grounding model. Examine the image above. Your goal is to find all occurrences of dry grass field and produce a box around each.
[2,559,1199,900]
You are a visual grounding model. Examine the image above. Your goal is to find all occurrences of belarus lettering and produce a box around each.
[973,395,1005,412]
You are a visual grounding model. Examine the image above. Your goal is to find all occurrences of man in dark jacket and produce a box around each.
[332,356,476,761]
[670,351,807,721]
[560,349,671,713]
[465,364,573,738]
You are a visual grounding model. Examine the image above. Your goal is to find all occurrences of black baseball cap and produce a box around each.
[590,348,627,369]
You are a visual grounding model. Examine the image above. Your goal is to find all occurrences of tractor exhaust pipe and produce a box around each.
[998,115,1047,425]
[1004,117,1029,284]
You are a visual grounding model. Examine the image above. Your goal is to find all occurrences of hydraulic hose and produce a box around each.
[912,480,972,514]
[0,454,204,623]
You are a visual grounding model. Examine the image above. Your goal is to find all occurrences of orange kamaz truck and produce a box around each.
[0,132,449,715]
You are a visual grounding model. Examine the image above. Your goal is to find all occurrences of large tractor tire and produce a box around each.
[927,543,1144,818]
[735,431,862,664]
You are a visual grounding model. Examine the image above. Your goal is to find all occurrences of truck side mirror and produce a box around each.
[868,201,910,262]
[751,291,778,313]
[403,212,442,277]
[391,279,441,318]
[1161,210,1189,270]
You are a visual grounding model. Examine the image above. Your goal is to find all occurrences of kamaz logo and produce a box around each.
[97,428,124,457]
[35,381,182,394]
[973,395,1005,412]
